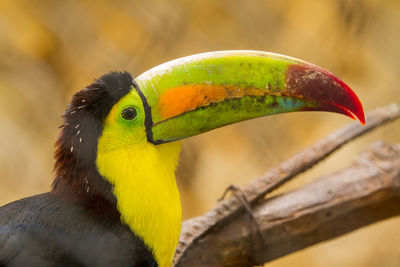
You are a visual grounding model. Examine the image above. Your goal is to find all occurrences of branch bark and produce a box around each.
[175,103,400,266]
[177,141,400,266]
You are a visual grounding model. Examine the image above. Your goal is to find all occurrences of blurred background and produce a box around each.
[0,0,399,266]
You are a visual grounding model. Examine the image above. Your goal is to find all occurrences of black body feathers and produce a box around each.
[0,194,157,267]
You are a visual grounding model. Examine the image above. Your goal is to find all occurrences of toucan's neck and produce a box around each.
[51,121,119,216]
[51,72,134,212]
[96,139,182,267]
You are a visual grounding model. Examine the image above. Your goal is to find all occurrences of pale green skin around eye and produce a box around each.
[101,91,148,149]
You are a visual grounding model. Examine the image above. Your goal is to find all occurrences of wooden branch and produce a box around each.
[176,141,400,266]
[174,103,400,266]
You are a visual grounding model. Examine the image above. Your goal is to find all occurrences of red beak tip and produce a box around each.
[287,63,365,125]
[341,104,365,125]
[359,116,366,126]
[353,113,365,125]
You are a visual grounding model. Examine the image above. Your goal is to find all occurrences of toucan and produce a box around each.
[0,51,364,267]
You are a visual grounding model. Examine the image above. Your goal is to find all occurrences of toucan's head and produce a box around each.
[53,49,365,209]
[52,50,364,267]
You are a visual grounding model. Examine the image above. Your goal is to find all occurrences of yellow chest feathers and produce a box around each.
[97,138,182,267]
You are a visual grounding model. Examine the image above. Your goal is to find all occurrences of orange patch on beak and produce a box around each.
[158,85,266,119]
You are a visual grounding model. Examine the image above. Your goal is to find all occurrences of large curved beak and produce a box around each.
[135,50,364,144]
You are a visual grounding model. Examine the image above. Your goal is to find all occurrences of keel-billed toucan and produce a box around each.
[0,51,364,267]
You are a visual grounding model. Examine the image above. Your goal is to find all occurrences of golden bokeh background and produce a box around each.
[0,0,399,266]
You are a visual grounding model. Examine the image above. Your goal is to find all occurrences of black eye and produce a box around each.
[121,107,137,121]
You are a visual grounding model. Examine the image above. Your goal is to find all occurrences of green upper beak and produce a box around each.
[134,50,365,144]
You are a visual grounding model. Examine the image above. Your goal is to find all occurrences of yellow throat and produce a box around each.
[96,91,182,267]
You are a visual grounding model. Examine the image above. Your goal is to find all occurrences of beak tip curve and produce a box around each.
[287,63,365,125]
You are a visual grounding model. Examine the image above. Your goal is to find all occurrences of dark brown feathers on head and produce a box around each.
[52,71,135,213]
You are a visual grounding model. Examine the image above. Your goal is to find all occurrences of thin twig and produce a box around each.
[174,103,400,265]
